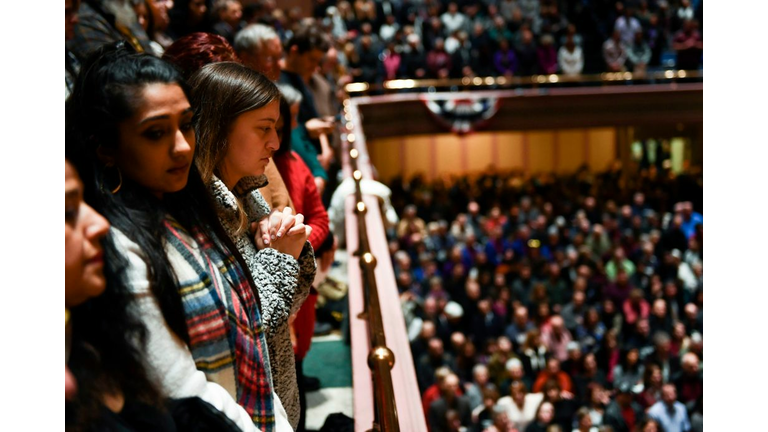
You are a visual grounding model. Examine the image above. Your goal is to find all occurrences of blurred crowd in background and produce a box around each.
[386,163,703,432]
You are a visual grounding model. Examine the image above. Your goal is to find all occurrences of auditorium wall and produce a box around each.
[367,128,617,182]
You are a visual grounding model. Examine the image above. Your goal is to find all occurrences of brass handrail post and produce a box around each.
[345,101,401,432]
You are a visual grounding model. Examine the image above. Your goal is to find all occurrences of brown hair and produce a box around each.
[189,62,281,233]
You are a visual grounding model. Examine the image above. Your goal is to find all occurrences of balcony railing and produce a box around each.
[342,99,428,432]
[344,69,703,95]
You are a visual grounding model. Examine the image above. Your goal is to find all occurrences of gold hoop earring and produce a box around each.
[111,167,123,194]
[101,164,123,194]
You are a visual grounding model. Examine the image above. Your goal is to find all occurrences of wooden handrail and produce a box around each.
[349,141,400,432]
[343,98,428,432]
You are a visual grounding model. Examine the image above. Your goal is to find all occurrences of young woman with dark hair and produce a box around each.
[65,42,281,432]
[65,160,240,431]
[189,61,317,430]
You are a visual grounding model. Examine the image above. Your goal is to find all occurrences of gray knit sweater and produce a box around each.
[210,174,316,429]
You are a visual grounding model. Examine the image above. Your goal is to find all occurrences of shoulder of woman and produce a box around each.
[110,227,152,295]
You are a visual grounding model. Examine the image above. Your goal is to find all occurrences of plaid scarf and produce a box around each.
[163,217,275,431]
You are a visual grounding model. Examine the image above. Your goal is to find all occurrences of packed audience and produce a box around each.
[388,165,703,432]
[66,0,704,104]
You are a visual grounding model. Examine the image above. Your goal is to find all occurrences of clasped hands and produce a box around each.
[252,207,311,259]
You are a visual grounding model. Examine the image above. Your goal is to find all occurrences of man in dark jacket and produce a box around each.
[428,373,472,431]
[604,383,645,432]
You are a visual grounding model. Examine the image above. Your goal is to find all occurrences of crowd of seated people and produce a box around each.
[66,0,703,104]
[64,1,348,431]
[387,165,702,432]
[310,0,702,82]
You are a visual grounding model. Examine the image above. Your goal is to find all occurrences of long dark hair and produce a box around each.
[66,213,162,429]
[66,42,258,341]
[189,62,280,234]
[65,41,260,429]
[276,97,294,156]
[66,42,194,346]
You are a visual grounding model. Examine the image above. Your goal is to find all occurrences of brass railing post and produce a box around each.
[345,102,401,432]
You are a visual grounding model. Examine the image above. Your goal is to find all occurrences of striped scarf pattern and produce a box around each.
[164,218,275,431]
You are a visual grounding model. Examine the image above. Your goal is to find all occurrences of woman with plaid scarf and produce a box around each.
[66,42,297,431]
[188,62,317,430]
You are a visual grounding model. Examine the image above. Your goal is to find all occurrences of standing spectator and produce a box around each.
[167,0,210,40]
[470,22,494,76]
[524,401,555,432]
[354,0,377,26]
[400,33,428,78]
[379,13,399,42]
[144,0,175,53]
[65,0,82,98]
[465,364,497,412]
[350,35,381,83]
[541,315,574,362]
[211,0,244,44]
[561,290,587,332]
[679,201,703,240]
[626,30,651,73]
[636,363,663,410]
[623,288,650,327]
[449,30,474,78]
[67,0,152,60]
[537,34,558,74]
[234,24,283,81]
[614,4,642,46]
[646,14,667,67]
[647,384,691,432]
[558,34,584,76]
[426,38,453,79]
[672,352,703,407]
[381,40,402,81]
[506,306,537,347]
[515,27,539,75]
[496,381,545,432]
[576,308,606,355]
[494,38,518,77]
[418,338,455,393]
[573,352,608,403]
[532,357,573,394]
[441,2,468,35]
[611,348,645,390]
[488,16,514,48]
[603,383,645,432]
[672,20,703,70]
[428,373,473,432]
[603,29,627,72]
[279,24,334,194]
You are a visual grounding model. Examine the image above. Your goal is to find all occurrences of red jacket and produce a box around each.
[273,151,329,251]
[274,151,330,360]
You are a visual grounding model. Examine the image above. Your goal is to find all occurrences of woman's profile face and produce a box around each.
[65,161,110,307]
[221,100,280,187]
[115,83,195,198]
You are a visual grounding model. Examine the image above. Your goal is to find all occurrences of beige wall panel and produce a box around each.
[495,132,525,171]
[557,129,587,173]
[528,131,555,173]
[434,134,463,179]
[588,128,617,171]
[368,137,400,183]
[403,135,432,179]
[465,133,494,174]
